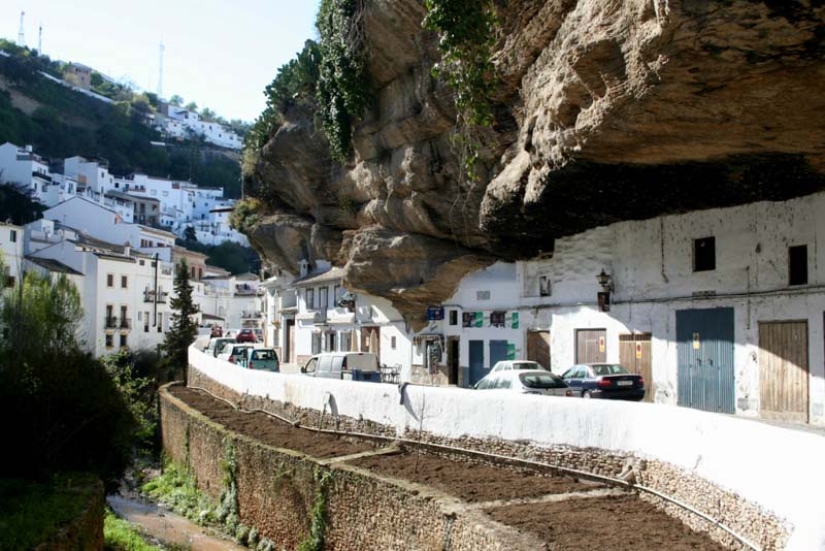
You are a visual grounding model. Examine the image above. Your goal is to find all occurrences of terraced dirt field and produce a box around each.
[171,386,727,550]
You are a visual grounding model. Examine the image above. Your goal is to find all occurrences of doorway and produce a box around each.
[576,329,607,364]
[447,337,459,385]
[527,330,551,369]
[676,307,735,414]
[619,333,653,402]
[759,320,809,423]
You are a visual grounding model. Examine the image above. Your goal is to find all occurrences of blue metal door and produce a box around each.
[676,307,735,414]
[468,340,485,385]
[490,340,509,367]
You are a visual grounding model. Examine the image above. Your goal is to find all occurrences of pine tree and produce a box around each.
[161,259,199,384]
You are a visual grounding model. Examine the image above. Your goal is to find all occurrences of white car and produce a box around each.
[473,370,572,397]
[490,360,549,373]
[217,343,255,366]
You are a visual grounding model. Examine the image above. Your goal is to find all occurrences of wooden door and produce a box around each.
[759,321,809,423]
[527,330,551,369]
[619,333,653,402]
[576,329,606,364]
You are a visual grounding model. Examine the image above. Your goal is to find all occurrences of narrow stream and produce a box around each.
[107,494,247,551]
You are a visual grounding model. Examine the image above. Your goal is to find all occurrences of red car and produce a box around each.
[236,328,257,343]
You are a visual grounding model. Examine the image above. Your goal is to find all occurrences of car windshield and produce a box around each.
[520,372,567,389]
[512,361,543,370]
[592,364,629,376]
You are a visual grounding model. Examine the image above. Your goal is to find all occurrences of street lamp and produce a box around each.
[596,269,613,312]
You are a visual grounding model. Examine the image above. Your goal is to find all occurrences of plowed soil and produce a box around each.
[169,386,376,459]
[171,386,728,550]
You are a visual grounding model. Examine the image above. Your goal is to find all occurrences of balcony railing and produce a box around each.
[241,311,262,319]
[144,290,168,303]
[104,316,118,329]
[120,318,131,330]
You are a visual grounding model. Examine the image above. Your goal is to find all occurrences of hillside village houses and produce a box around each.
[0,141,247,246]
[0,184,263,358]
[258,190,825,427]
[154,103,243,151]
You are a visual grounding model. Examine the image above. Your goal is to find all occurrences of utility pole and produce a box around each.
[157,41,165,98]
[38,23,42,55]
[17,12,25,46]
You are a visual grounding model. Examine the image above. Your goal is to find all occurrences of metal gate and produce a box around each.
[759,321,809,423]
[527,330,551,369]
[619,333,652,402]
[576,329,607,364]
[468,340,485,385]
[676,307,735,414]
[490,340,509,367]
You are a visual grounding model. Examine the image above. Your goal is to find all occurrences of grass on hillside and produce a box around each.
[0,474,97,550]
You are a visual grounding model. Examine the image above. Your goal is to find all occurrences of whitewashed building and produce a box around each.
[155,106,243,150]
[414,191,825,425]
[25,234,175,356]
[0,222,25,287]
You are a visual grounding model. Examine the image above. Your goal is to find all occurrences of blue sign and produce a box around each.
[427,306,445,320]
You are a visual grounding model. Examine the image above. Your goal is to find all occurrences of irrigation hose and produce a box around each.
[185,384,760,551]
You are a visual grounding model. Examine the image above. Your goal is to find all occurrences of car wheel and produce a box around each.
[583,390,592,399]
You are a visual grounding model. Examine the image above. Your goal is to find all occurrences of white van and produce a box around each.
[300,352,380,380]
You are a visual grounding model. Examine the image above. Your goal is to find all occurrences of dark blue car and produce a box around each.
[560,363,646,401]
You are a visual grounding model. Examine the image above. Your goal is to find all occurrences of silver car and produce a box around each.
[490,360,549,373]
[473,370,572,397]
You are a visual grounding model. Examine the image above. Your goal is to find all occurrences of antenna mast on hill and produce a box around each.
[17,12,25,46]
[157,40,165,98]
[38,23,43,54]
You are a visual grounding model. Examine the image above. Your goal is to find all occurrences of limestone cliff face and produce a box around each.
[247,0,825,328]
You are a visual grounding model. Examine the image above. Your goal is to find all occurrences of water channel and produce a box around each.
[107,494,246,551]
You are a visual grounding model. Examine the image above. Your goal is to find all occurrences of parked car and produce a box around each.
[300,352,380,381]
[560,363,646,401]
[474,370,572,397]
[205,337,236,357]
[490,360,549,373]
[236,328,258,343]
[245,347,279,372]
[218,343,256,366]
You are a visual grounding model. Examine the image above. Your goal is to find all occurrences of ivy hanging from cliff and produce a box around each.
[246,40,322,153]
[316,0,372,162]
[423,0,498,128]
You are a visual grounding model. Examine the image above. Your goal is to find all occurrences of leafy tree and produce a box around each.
[160,259,199,384]
[184,225,197,243]
[0,271,135,491]
[185,101,198,112]
[169,94,184,106]
[200,107,216,122]
[102,349,162,459]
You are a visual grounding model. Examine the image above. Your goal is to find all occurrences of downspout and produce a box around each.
[153,252,159,328]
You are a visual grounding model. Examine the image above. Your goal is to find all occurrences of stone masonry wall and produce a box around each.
[161,384,543,550]
[184,369,790,549]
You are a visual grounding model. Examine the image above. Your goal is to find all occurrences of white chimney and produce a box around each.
[299,259,310,278]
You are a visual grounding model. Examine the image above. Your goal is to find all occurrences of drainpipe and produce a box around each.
[153,253,159,328]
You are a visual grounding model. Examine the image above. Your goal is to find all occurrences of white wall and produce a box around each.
[188,346,825,550]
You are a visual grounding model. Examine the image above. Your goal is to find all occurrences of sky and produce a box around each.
[4,0,321,122]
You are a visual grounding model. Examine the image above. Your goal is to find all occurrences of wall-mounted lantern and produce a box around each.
[596,269,613,312]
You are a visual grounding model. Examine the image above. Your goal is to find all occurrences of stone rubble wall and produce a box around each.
[161,385,544,550]
[187,346,825,549]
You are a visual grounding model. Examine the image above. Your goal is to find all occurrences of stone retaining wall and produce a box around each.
[185,368,788,549]
[161,384,544,550]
